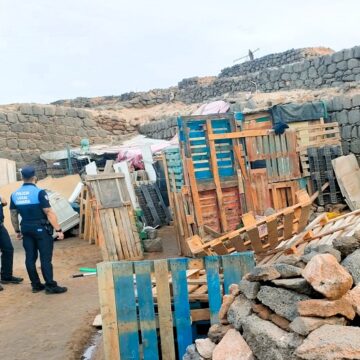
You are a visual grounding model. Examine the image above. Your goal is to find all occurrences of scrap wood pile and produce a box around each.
[161,109,344,258]
[184,222,360,360]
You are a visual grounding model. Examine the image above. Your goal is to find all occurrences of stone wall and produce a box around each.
[0,104,138,165]
[328,94,360,155]
[138,117,178,139]
[219,47,334,78]
[53,46,360,108]
[176,46,360,104]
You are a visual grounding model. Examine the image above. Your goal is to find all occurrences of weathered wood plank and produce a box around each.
[97,262,120,360]
[154,260,176,360]
[134,261,159,360]
[169,259,192,359]
[112,262,140,359]
[204,256,222,325]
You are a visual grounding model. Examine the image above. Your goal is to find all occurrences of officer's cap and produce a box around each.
[21,165,36,179]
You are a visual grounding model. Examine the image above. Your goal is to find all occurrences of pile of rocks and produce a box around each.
[184,234,360,360]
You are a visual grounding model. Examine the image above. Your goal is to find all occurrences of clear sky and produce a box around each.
[0,0,359,105]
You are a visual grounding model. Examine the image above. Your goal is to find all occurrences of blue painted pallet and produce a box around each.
[97,252,255,360]
[178,115,236,181]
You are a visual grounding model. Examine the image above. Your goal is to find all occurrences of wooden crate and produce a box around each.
[97,253,255,360]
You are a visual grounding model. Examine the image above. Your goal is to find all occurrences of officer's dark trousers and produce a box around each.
[0,225,14,279]
[22,227,56,287]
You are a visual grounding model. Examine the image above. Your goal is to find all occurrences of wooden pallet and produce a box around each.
[259,209,360,265]
[187,190,312,257]
[245,129,301,182]
[86,174,144,261]
[97,253,255,360]
[295,122,341,177]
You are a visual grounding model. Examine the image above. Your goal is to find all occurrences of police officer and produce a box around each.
[0,195,23,291]
[10,166,67,294]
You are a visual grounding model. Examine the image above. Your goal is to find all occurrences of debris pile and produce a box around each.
[184,234,360,360]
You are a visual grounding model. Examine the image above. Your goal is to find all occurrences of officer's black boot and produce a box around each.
[45,285,68,294]
[1,276,24,284]
[32,283,46,293]
[0,284,3,291]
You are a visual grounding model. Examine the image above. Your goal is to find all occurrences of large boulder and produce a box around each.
[333,235,360,257]
[245,265,280,281]
[298,297,355,320]
[242,315,303,360]
[289,316,347,336]
[208,323,232,344]
[295,325,360,359]
[227,295,253,330]
[302,254,353,299]
[195,338,216,359]
[342,249,360,285]
[257,286,310,321]
[212,329,254,360]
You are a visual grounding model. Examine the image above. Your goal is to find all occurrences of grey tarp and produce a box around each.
[270,101,328,124]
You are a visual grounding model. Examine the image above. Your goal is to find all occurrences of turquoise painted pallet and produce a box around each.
[178,114,236,181]
[165,146,184,192]
[97,252,255,360]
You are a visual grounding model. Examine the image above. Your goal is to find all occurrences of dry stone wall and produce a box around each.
[177,46,360,104]
[53,46,360,108]
[219,47,333,78]
[328,94,360,155]
[0,104,138,165]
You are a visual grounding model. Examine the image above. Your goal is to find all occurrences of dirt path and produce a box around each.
[0,236,102,360]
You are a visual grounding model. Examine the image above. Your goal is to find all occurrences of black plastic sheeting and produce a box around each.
[270,101,328,124]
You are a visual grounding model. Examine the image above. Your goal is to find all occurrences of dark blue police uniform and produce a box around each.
[10,184,57,288]
[0,197,14,281]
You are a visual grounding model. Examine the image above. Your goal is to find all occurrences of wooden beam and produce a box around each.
[208,129,269,141]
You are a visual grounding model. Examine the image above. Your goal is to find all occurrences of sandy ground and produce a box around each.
[0,235,103,360]
[0,226,179,360]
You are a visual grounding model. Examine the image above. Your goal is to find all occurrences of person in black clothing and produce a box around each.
[10,166,67,294]
[0,195,23,291]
